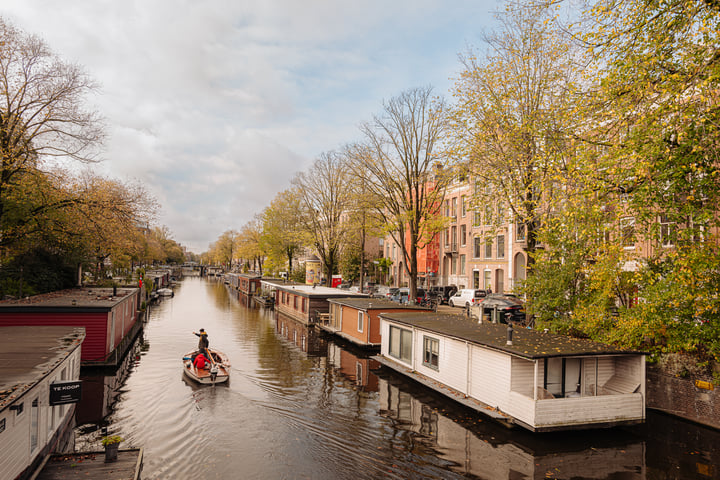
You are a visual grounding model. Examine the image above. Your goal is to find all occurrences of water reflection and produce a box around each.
[72,277,719,480]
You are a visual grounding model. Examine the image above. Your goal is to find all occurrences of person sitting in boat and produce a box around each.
[193,351,209,369]
[193,329,209,350]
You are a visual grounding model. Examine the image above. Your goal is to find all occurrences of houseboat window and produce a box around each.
[358,311,365,333]
[302,298,307,313]
[544,357,583,397]
[423,336,439,370]
[30,398,39,452]
[389,325,412,363]
[293,297,298,309]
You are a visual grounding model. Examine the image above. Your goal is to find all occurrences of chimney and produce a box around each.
[506,323,513,346]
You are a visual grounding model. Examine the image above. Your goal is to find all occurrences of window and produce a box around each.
[451,197,457,218]
[302,298,307,313]
[423,336,439,370]
[293,296,298,309]
[516,223,526,242]
[445,199,450,217]
[620,217,635,248]
[451,256,457,275]
[31,398,39,452]
[473,211,481,226]
[484,205,492,225]
[473,237,482,258]
[497,203,505,223]
[389,325,412,363]
[484,238,493,259]
[497,234,505,259]
[484,270,491,290]
[660,214,676,248]
[358,311,365,333]
[461,195,466,217]
[460,225,466,246]
[459,255,466,275]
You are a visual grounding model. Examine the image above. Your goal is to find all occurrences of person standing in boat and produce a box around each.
[194,328,209,352]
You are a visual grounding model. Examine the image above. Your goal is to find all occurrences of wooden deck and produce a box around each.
[32,448,143,480]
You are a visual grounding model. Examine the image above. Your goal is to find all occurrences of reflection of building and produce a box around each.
[75,335,140,427]
[0,288,142,367]
[377,311,646,431]
[275,313,327,356]
[327,342,379,392]
[376,374,646,479]
[0,326,85,480]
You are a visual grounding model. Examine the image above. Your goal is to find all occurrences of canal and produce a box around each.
[75,277,719,479]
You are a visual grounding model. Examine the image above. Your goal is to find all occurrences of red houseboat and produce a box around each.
[0,287,142,367]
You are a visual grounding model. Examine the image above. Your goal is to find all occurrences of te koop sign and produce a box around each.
[49,380,82,406]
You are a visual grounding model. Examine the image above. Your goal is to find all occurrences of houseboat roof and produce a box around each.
[328,297,431,311]
[272,284,369,298]
[0,287,137,312]
[0,326,86,410]
[379,312,643,360]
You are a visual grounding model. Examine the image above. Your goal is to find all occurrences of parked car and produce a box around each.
[477,294,526,323]
[390,287,427,304]
[448,289,487,308]
[377,286,399,300]
[390,287,410,304]
[429,285,458,305]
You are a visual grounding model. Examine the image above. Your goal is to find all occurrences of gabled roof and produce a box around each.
[379,312,644,360]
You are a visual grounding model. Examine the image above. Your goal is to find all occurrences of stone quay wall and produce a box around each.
[646,366,720,430]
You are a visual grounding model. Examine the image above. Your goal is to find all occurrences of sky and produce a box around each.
[2,1,503,253]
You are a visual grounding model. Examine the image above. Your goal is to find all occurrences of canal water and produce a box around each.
[75,277,719,479]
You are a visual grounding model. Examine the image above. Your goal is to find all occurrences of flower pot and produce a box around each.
[105,443,120,462]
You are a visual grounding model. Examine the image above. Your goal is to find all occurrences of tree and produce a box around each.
[0,17,103,251]
[261,189,309,277]
[357,86,451,302]
[450,4,581,263]
[237,215,266,274]
[292,151,353,286]
[210,230,239,268]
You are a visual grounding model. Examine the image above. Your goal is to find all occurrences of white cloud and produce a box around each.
[2,0,500,252]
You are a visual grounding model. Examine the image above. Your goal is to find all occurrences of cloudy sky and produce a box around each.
[2,1,502,253]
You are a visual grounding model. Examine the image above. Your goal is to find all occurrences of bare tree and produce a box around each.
[356,86,451,302]
[293,152,353,286]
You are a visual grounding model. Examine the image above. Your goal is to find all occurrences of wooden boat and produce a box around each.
[182,349,230,384]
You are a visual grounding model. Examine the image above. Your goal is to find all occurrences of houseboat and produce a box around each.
[321,298,433,348]
[0,326,85,480]
[0,287,142,367]
[272,283,367,325]
[237,274,261,296]
[375,312,646,432]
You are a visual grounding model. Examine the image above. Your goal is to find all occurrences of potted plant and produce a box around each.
[101,435,123,462]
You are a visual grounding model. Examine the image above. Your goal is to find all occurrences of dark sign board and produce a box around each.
[49,380,82,406]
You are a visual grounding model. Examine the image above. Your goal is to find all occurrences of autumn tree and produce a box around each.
[209,230,239,268]
[450,4,580,263]
[356,86,451,301]
[237,215,266,274]
[292,151,353,286]
[261,189,309,277]
[0,17,103,251]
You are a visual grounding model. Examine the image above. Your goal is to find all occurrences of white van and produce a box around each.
[448,289,487,308]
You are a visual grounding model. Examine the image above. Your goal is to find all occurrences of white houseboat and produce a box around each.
[375,312,646,432]
[0,326,85,479]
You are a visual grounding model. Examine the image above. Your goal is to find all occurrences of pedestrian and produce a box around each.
[193,328,209,351]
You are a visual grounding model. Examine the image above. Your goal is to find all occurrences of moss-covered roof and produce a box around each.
[379,311,644,360]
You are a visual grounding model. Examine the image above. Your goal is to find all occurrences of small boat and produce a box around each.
[182,349,230,384]
[157,288,174,297]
